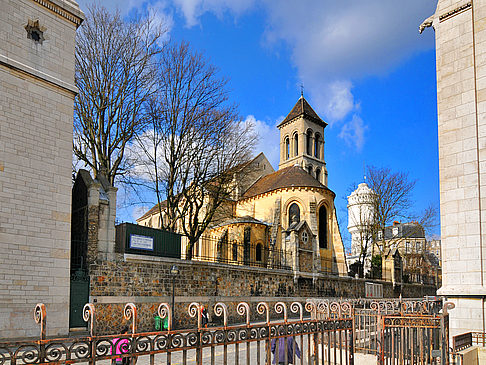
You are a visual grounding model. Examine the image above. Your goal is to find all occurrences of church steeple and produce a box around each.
[278,96,328,186]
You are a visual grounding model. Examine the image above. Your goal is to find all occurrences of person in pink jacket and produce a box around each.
[111,327,130,365]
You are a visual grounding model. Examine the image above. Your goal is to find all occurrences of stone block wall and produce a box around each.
[89,255,436,334]
[0,0,83,338]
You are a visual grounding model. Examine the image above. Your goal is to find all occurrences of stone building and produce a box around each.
[138,96,348,278]
[421,0,486,336]
[0,0,83,338]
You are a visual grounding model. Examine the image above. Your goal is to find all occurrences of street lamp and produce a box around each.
[170,265,179,327]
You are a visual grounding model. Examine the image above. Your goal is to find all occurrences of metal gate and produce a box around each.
[353,299,452,365]
[69,268,90,328]
[379,314,442,364]
[378,302,453,365]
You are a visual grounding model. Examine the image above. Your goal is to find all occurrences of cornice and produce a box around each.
[31,0,84,27]
[439,2,471,22]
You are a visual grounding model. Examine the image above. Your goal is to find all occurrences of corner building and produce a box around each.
[422,0,486,337]
[0,0,83,337]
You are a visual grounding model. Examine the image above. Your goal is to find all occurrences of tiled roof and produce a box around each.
[137,201,167,221]
[241,165,333,199]
[212,215,271,228]
[278,96,328,128]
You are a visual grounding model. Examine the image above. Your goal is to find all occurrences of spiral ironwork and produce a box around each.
[214,302,228,328]
[237,302,250,325]
[34,303,46,340]
[124,303,137,334]
[257,302,270,324]
[82,303,96,336]
[188,302,201,329]
[275,302,287,322]
[290,302,303,321]
[157,303,171,331]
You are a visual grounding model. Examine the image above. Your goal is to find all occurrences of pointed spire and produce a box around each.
[277,95,327,128]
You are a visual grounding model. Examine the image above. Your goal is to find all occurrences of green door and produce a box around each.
[69,269,90,328]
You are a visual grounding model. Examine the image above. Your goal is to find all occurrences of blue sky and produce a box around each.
[76,0,440,247]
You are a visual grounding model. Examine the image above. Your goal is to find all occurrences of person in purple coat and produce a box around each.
[271,337,301,364]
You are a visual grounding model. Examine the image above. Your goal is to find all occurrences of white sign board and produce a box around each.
[129,234,154,251]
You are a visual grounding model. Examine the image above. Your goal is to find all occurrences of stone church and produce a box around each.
[138,96,348,278]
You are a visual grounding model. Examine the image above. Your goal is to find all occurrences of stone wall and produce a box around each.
[89,254,436,334]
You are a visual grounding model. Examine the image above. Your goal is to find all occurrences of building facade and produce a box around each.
[138,97,348,278]
[0,0,83,338]
[421,0,486,336]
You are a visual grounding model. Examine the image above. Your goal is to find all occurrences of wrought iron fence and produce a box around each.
[0,300,354,365]
[182,235,336,273]
[350,297,448,364]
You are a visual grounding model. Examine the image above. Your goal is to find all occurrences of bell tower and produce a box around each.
[278,96,328,185]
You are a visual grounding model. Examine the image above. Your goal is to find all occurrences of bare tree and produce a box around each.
[73,4,165,185]
[131,42,256,259]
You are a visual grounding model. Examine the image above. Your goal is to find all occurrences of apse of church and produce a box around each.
[137,96,348,277]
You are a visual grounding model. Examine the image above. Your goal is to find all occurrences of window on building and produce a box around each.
[285,137,290,160]
[293,133,298,156]
[378,231,383,240]
[232,241,238,261]
[256,243,263,262]
[314,133,321,158]
[416,241,422,252]
[315,168,321,182]
[306,130,313,155]
[406,241,410,253]
[392,227,399,236]
[289,203,300,226]
[307,165,312,174]
[244,227,251,265]
[318,205,327,249]
[302,231,308,244]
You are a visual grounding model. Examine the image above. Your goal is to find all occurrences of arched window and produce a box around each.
[314,133,321,158]
[306,130,313,155]
[293,133,298,156]
[256,243,263,262]
[289,203,300,226]
[318,205,327,249]
[315,168,321,182]
[232,241,238,261]
[244,227,251,265]
[307,165,312,175]
[285,137,290,160]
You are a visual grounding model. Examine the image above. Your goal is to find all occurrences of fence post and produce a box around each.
[34,304,46,364]
[441,302,455,365]
[83,304,96,365]
[377,315,384,365]
[349,317,355,365]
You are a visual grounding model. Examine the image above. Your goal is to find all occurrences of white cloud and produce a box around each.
[245,115,281,169]
[172,0,256,27]
[132,205,150,221]
[168,0,436,150]
[338,114,367,151]
[77,0,174,38]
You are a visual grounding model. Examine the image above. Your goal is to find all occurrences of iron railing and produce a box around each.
[183,235,337,273]
[0,301,354,365]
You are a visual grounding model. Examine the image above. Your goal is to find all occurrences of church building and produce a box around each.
[137,96,348,278]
